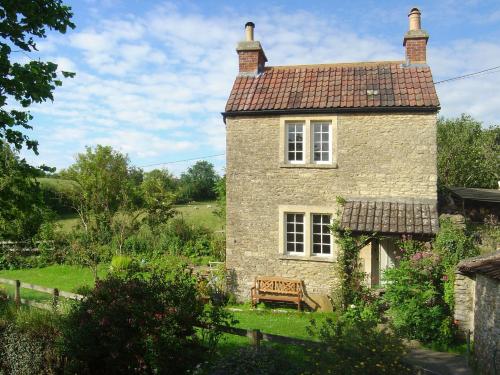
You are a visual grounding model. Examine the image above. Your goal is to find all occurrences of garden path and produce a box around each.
[405,348,473,375]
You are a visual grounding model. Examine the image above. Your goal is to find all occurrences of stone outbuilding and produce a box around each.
[454,251,500,375]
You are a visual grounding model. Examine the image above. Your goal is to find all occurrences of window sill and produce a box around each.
[279,162,338,169]
[279,255,335,263]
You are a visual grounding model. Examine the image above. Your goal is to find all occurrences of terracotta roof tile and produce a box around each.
[226,61,438,113]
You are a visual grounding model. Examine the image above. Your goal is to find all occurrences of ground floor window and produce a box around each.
[312,214,331,255]
[286,213,304,253]
[281,208,334,258]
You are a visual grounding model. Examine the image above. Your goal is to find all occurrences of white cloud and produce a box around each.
[26,1,500,172]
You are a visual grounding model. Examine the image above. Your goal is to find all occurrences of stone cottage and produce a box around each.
[454,251,500,375]
[223,8,440,302]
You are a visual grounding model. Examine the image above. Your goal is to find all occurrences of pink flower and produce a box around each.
[441,275,448,281]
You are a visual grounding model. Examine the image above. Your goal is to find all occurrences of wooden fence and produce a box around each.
[0,277,444,374]
[0,277,83,310]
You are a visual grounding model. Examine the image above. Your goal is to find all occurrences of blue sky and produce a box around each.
[21,0,500,175]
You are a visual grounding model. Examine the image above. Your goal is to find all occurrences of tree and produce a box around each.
[61,146,138,278]
[179,161,219,201]
[62,146,177,276]
[141,169,176,230]
[0,141,50,240]
[0,0,75,153]
[437,114,499,189]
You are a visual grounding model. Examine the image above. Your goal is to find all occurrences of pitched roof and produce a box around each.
[449,187,500,203]
[457,251,500,280]
[340,200,439,235]
[224,61,440,114]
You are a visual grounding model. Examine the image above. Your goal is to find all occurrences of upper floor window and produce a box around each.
[281,117,336,167]
[287,123,304,163]
[312,122,331,163]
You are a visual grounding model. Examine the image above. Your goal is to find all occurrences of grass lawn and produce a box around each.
[230,304,330,339]
[55,201,224,233]
[0,264,107,303]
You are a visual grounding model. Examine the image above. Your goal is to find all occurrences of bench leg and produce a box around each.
[297,301,301,311]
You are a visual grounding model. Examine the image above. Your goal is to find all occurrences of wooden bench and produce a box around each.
[250,276,304,311]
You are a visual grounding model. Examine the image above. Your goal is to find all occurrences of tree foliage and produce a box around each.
[0,142,50,240]
[179,160,219,201]
[437,114,499,189]
[0,0,75,153]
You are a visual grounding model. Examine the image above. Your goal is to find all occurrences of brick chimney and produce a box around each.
[403,8,429,65]
[236,22,267,76]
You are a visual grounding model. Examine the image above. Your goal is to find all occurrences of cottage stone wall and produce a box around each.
[226,112,437,299]
[454,272,475,334]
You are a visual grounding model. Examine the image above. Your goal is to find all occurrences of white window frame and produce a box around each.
[311,121,332,164]
[278,205,336,260]
[285,213,305,255]
[286,122,305,164]
[279,116,337,167]
[311,213,333,257]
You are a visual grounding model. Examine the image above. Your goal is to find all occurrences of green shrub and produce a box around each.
[0,308,62,375]
[383,245,454,345]
[62,269,207,374]
[307,305,410,375]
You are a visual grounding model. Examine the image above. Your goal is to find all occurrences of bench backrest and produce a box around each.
[255,276,303,295]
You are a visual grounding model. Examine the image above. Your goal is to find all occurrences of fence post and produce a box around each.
[466,329,471,366]
[249,329,261,347]
[14,280,21,308]
[53,288,59,309]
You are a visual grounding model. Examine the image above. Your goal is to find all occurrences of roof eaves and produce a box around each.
[222,105,440,119]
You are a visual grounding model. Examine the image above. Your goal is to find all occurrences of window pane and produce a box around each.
[313,234,321,243]
[313,215,321,224]
[287,243,294,252]
[314,152,321,161]
[296,152,303,161]
[288,143,295,151]
[296,243,303,252]
[296,215,304,223]
[296,134,303,142]
[296,143,302,151]
[287,233,294,241]
[288,152,295,161]
[323,245,331,254]
[287,223,294,232]
[313,244,321,254]
[296,234,303,242]
[323,235,330,244]
[296,224,303,233]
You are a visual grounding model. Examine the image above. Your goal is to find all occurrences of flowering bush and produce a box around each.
[383,239,455,345]
[62,269,208,374]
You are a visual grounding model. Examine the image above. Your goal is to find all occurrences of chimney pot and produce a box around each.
[403,7,429,65]
[408,7,422,31]
[236,22,267,76]
[245,21,255,41]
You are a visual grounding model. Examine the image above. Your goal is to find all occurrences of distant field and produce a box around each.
[55,201,224,233]
[37,177,78,192]
[174,201,224,231]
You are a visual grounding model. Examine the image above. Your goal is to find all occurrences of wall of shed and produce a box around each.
[226,112,438,300]
[454,273,500,375]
